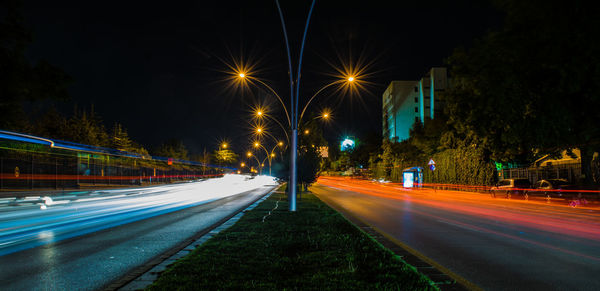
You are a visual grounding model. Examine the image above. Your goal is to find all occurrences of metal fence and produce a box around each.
[0,140,224,193]
[501,163,582,184]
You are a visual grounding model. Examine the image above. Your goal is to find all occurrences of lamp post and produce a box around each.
[252,141,283,176]
[254,108,290,143]
[236,0,358,211]
[239,75,353,211]
[246,152,261,174]
[275,0,316,211]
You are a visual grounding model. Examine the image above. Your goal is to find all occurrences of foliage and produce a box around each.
[110,123,133,151]
[213,148,238,166]
[63,107,109,147]
[348,132,382,169]
[148,191,436,290]
[295,119,327,187]
[154,139,189,160]
[297,145,321,189]
[444,0,600,182]
[424,147,496,186]
[0,1,71,130]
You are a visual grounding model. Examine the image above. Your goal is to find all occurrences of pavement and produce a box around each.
[0,179,278,291]
[313,177,600,291]
[114,186,281,290]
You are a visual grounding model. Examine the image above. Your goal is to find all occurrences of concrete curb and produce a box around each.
[105,184,283,291]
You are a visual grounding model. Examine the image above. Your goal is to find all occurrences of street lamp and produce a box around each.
[253,106,290,143]
[237,73,291,127]
[235,0,318,211]
[246,151,262,174]
[251,141,283,176]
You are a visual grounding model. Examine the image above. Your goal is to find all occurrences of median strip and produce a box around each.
[146,187,437,290]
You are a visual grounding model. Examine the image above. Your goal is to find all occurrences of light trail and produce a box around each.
[0,175,277,256]
[0,173,222,180]
[318,176,600,242]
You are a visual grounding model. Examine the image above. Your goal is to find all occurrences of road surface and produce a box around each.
[0,175,278,290]
[314,176,600,291]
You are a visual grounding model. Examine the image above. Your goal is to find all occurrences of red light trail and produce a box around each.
[317,176,600,242]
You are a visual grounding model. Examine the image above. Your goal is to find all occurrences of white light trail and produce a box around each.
[0,174,277,256]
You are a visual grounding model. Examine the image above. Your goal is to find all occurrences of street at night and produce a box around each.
[315,177,600,290]
[2,0,600,290]
[0,176,277,290]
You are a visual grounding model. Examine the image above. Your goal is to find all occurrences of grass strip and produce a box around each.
[147,188,438,290]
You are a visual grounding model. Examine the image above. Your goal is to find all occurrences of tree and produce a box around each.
[154,139,189,160]
[444,0,600,183]
[63,107,109,147]
[297,145,321,191]
[110,123,133,151]
[213,148,238,166]
[0,1,71,130]
[33,106,67,139]
[296,118,327,190]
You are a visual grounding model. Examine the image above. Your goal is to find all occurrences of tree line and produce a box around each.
[331,0,600,186]
[0,2,197,163]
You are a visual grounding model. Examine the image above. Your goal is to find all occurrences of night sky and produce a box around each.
[23,0,502,155]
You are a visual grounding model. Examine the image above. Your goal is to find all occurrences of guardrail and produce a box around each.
[0,130,231,194]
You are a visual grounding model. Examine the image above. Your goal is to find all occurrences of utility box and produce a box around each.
[402,167,423,188]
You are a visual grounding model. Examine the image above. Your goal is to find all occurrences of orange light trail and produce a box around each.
[317,176,600,242]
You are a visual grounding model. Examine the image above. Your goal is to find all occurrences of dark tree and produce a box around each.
[154,139,189,160]
[444,0,600,182]
[297,145,321,191]
[0,1,71,130]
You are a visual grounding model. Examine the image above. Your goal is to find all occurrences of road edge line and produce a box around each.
[313,186,482,291]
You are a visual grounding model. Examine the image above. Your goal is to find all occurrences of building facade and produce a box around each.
[382,67,448,142]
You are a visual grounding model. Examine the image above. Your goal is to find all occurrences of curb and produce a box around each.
[314,191,481,291]
[105,184,283,291]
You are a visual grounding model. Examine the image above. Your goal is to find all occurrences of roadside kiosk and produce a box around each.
[402,167,423,188]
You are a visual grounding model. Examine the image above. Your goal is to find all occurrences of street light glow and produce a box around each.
[254,142,260,148]
[304,129,310,135]
[239,73,245,78]
[247,152,252,157]
[221,143,228,149]
[278,141,283,146]
[348,76,355,82]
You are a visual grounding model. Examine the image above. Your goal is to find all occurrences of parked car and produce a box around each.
[490,178,531,199]
[525,179,580,201]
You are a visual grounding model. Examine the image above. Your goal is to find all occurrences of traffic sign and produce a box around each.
[428,159,436,171]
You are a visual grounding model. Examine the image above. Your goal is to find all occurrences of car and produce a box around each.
[490,178,531,199]
[525,179,580,201]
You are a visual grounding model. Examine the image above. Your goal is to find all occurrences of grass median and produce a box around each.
[147,186,437,290]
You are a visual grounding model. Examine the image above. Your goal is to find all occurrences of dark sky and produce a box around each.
[23,0,502,155]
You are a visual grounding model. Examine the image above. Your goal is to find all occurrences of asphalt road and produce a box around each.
[314,177,600,291]
[0,175,277,290]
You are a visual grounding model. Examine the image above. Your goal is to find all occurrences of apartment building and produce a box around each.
[382,67,448,142]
